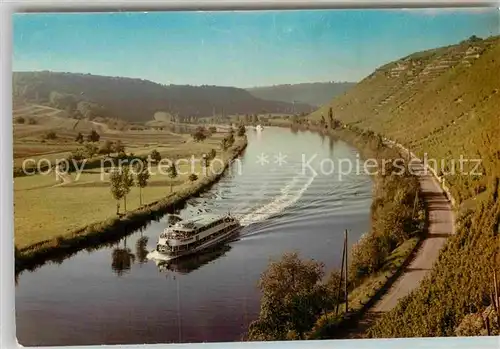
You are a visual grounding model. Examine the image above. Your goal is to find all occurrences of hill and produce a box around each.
[247,81,355,107]
[309,35,499,204]
[13,72,315,122]
[309,35,500,337]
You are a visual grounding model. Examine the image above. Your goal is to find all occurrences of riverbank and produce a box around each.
[15,137,247,274]
[247,121,427,340]
[266,120,457,339]
[306,125,427,338]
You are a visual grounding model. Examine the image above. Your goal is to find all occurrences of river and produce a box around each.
[15,127,373,346]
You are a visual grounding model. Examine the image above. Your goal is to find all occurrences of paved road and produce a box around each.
[345,142,455,338]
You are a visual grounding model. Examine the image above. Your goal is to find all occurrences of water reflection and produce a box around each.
[111,238,136,276]
[156,244,232,275]
[135,236,149,265]
[329,136,335,155]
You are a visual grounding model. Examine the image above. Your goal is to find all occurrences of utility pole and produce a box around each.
[345,229,348,313]
[412,191,419,220]
[336,236,346,317]
[494,269,499,320]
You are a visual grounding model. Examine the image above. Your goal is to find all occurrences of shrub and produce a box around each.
[307,313,343,339]
[149,149,161,163]
[237,125,246,137]
[454,306,499,336]
[192,126,207,142]
[247,252,335,341]
[44,131,57,140]
[75,132,84,143]
[87,129,100,142]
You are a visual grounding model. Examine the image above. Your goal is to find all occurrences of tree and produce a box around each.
[44,131,57,140]
[167,163,178,192]
[109,166,134,214]
[69,148,86,162]
[208,149,217,160]
[226,133,235,147]
[99,140,114,156]
[202,154,211,173]
[247,252,333,340]
[87,129,100,143]
[208,126,217,134]
[251,114,259,124]
[324,269,345,307]
[134,162,150,206]
[84,142,98,158]
[110,169,126,215]
[75,132,84,143]
[113,140,125,155]
[150,149,162,163]
[15,116,25,124]
[192,126,207,142]
[121,166,134,212]
[468,35,482,42]
[237,125,246,137]
[188,173,198,182]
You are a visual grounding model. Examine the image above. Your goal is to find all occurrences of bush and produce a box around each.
[68,148,86,162]
[192,126,207,142]
[188,173,198,181]
[237,125,246,137]
[454,306,499,336]
[44,131,57,140]
[247,252,335,341]
[87,130,100,142]
[349,233,390,281]
[150,149,161,163]
[307,313,343,339]
[75,132,84,143]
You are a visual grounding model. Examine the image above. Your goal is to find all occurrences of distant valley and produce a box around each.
[247,81,355,107]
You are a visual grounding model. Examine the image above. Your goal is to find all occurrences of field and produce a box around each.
[13,102,235,248]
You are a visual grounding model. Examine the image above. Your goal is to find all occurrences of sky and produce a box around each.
[12,9,499,87]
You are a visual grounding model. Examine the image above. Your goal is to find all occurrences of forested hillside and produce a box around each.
[247,81,355,107]
[309,35,500,337]
[12,72,315,122]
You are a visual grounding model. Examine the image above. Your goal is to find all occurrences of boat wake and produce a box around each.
[237,171,317,228]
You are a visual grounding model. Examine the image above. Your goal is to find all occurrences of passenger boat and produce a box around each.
[150,214,240,261]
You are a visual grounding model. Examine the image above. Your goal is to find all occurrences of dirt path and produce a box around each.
[344,141,455,338]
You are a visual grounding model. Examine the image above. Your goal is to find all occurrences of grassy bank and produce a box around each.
[14,133,228,248]
[246,121,426,340]
[15,137,247,274]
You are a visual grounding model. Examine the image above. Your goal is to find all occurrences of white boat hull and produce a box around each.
[147,226,240,262]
